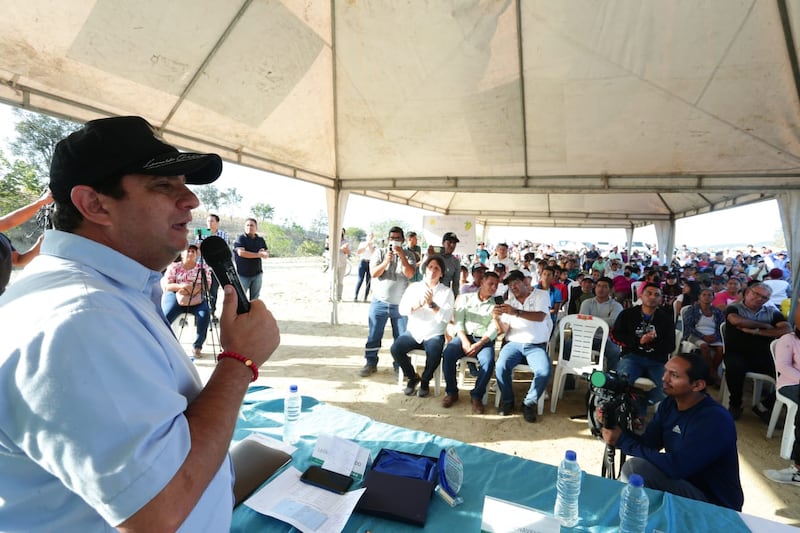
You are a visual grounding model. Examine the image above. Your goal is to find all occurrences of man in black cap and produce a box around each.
[439,232,461,297]
[0,116,279,531]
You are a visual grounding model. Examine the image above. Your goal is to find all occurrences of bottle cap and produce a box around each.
[629,474,644,487]
[565,450,577,461]
[290,384,298,393]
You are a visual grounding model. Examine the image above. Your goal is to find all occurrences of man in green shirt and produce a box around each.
[441,271,501,414]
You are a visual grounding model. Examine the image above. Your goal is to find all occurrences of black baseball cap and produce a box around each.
[442,232,460,243]
[503,270,526,285]
[471,263,487,272]
[50,116,222,202]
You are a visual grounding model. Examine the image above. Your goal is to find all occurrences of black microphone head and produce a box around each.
[199,235,229,264]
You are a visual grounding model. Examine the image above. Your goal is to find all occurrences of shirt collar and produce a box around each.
[41,230,164,299]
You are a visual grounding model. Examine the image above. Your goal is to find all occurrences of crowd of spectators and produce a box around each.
[465,240,792,315]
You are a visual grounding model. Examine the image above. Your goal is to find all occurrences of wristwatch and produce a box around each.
[515,308,521,317]
[429,302,439,310]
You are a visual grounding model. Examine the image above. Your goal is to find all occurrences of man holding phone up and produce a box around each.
[441,271,502,413]
[494,270,553,422]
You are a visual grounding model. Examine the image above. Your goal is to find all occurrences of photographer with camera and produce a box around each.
[0,190,53,295]
[611,283,675,418]
[601,353,744,511]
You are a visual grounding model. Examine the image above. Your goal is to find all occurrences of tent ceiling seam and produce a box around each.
[160,0,254,132]
[777,0,800,116]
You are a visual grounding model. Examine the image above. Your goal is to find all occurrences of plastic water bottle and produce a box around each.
[554,449,581,527]
[283,384,301,445]
[619,473,649,533]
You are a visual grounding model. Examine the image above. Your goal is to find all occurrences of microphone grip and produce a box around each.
[210,263,251,315]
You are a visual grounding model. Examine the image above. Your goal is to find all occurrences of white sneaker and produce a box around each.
[762,465,800,486]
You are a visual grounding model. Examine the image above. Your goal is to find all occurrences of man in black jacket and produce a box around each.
[611,283,675,416]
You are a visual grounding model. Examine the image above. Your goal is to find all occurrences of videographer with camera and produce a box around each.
[0,190,53,295]
[611,283,675,419]
[601,353,744,511]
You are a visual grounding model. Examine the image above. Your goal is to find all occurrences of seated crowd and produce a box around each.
[357,232,795,508]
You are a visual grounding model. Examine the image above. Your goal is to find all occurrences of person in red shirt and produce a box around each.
[712,277,742,310]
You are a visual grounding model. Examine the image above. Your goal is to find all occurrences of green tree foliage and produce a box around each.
[298,239,323,256]
[370,220,409,242]
[220,187,242,218]
[345,227,366,243]
[251,202,274,222]
[193,185,221,211]
[260,221,292,257]
[10,110,78,182]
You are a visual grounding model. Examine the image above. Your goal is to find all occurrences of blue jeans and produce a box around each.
[617,353,666,416]
[496,342,550,407]
[364,300,408,367]
[354,260,371,300]
[162,292,211,350]
[442,335,495,400]
[390,333,445,383]
[238,272,263,300]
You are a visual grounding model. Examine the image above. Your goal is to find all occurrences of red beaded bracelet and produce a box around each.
[218,351,258,382]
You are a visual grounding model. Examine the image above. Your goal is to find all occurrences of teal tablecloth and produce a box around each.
[231,386,750,532]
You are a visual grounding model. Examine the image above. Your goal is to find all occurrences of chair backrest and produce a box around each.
[673,298,682,325]
[679,305,691,332]
[558,314,609,369]
[631,281,643,303]
[770,339,780,378]
[719,322,726,353]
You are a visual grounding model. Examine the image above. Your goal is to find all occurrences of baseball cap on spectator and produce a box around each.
[768,268,784,279]
[442,232,460,243]
[503,270,526,285]
[494,263,507,271]
[471,264,487,272]
[49,116,222,202]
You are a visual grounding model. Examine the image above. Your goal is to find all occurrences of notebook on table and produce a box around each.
[230,438,292,506]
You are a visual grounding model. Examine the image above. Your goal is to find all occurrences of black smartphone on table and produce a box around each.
[300,465,354,494]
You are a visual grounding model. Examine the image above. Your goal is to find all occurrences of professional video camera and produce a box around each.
[584,369,656,479]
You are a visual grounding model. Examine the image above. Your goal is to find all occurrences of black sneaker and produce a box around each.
[728,405,743,420]
[467,362,479,377]
[522,402,538,423]
[358,365,377,377]
[418,382,430,398]
[498,402,514,416]
[752,405,772,425]
[404,375,421,396]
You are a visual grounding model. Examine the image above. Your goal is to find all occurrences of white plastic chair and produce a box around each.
[551,314,609,413]
[630,281,643,304]
[456,356,488,405]
[397,349,441,396]
[493,362,547,416]
[767,340,798,459]
[718,323,775,408]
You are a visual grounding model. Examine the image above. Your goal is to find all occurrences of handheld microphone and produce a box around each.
[199,235,251,315]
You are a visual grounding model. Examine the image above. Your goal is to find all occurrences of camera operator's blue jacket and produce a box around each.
[616,394,744,511]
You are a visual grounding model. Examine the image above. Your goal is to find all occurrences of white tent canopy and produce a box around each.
[1,0,799,319]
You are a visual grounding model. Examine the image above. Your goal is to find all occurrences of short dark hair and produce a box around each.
[53,175,126,232]
[483,271,499,281]
[208,213,220,222]
[674,352,710,387]
[245,217,258,226]
[642,282,661,292]
[422,255,446,280]
[542,266,555,275]
[388,226,404,238]
[407,231,417,238]
[596,276,613,288]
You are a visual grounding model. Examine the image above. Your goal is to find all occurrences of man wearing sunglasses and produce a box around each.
[723,282,790,421]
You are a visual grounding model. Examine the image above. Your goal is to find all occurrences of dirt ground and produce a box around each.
[186,257,800,527]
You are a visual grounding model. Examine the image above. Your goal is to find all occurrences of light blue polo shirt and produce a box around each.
[0,230,233,531]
